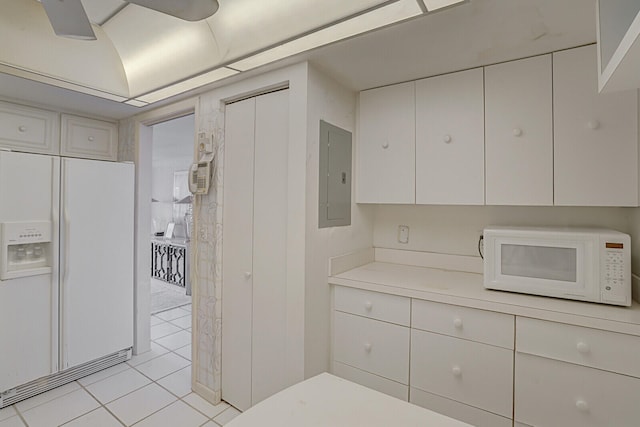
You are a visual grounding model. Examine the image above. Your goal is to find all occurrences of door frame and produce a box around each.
[129,98,197,357]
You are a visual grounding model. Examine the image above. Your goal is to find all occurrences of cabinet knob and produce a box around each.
[364,342,372,353]
[575,400,589,412]
[382,141,389,149]
[451,365,462,377]
[576,342,590,354]
[88,136,95,142]
[513,128,523,137]
[244,271,252,279]
[364,301,373,312]
[443,134,452,144]
[453,318,463,329]
[588,120,600,130]
[18,125,26,132]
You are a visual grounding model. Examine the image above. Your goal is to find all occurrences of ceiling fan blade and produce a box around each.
[41,0,96,40]
[127,0,219,21]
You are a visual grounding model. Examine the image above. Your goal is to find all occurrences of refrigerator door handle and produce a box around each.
[60,161,70,369]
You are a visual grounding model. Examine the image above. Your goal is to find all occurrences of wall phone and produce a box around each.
[189,132,215,195]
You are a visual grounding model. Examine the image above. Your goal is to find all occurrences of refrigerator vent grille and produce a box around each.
[0,348,131,408]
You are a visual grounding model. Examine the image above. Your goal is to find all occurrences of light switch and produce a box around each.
[398,225,409,244]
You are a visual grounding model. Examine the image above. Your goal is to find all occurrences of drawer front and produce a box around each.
[0,101,59,154]
[410,329,513,417]
[516,317,640,377]
[410,387,512,427]
[332,361,408,401]
[333,311,409,384]
[61,114,117,161]
[412,299,514,349]
[515,353,640,427]
[335,286,410,326]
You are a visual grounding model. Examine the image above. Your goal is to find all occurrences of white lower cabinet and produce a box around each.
[410,387,512,427]
[333,311,410,384]
[410,329,513,418]
[332,361,408,401]
[333,285,640,427]
[515,353,640,427]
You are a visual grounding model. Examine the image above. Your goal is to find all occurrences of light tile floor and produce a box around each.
[0,304,241,427]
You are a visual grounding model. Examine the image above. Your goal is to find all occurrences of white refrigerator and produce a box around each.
[0,151,134,403]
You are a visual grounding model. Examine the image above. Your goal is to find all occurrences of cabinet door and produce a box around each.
[61,114,118,161]
[0,101,59,155]
[485,54,553,205]
[416,68,484,204]
[357,82,415,203]
[515,352,640,427]
[554,45,638,206]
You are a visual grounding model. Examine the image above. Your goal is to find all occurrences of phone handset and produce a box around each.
[189,153,214,195]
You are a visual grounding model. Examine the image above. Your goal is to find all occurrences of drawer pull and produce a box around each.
[88,136,95,142]
[451,365,462,377]
[364,301,373,312]
[576,342,590,354]
[364,342,372,353]
[453,318,463,329]
[575,400,589,412]
[244,271,252,279]
[18,125,26,132]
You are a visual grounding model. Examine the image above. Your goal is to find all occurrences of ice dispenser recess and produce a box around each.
[0,221,53,280]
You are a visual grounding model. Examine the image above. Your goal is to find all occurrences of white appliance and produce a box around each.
[0,151,134,407]
[483,226,631,306]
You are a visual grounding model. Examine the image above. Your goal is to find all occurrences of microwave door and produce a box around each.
[493,239,596,300]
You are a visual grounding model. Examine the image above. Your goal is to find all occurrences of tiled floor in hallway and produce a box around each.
[0,304,240,427]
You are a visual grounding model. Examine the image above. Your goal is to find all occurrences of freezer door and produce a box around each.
[0,151,59,391]
[60,158,134,369]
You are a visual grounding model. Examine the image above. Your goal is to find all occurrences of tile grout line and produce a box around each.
[6,305,221,427]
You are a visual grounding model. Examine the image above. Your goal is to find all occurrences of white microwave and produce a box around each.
[483,226,631,306]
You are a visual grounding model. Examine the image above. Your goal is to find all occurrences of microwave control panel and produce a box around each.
[601,239,631,305]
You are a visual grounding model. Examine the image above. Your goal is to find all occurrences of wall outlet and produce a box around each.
[398,225,409,244]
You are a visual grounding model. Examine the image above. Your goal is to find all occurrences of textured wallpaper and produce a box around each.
[192,94,225,402]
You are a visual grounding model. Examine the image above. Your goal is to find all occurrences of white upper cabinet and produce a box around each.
[357,82,415,204]
[61,114,118,161]
[485,54,553,206]
[554,45,638,206]
[0,101,59,155]
[415,68,484,205]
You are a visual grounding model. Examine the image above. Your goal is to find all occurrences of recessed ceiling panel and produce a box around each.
[102,4,222,98]
[230,0,422,71]
[206,0,392,64]
[0,0,129,96]
[81,0,126,25]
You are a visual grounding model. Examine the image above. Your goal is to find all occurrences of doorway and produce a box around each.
[149,114,195,316]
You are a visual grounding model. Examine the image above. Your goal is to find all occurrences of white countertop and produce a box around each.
[330,260,640,336]
[226,373,472,427]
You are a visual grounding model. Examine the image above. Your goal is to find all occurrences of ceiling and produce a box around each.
[0,0,596,120]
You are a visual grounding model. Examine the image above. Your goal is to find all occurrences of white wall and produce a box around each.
[374,204,633,258]
[304,66,374,377]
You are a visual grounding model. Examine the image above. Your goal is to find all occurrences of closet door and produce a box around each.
[222,97,256,411]
[222,90,290,410]
[252,90,289,405]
